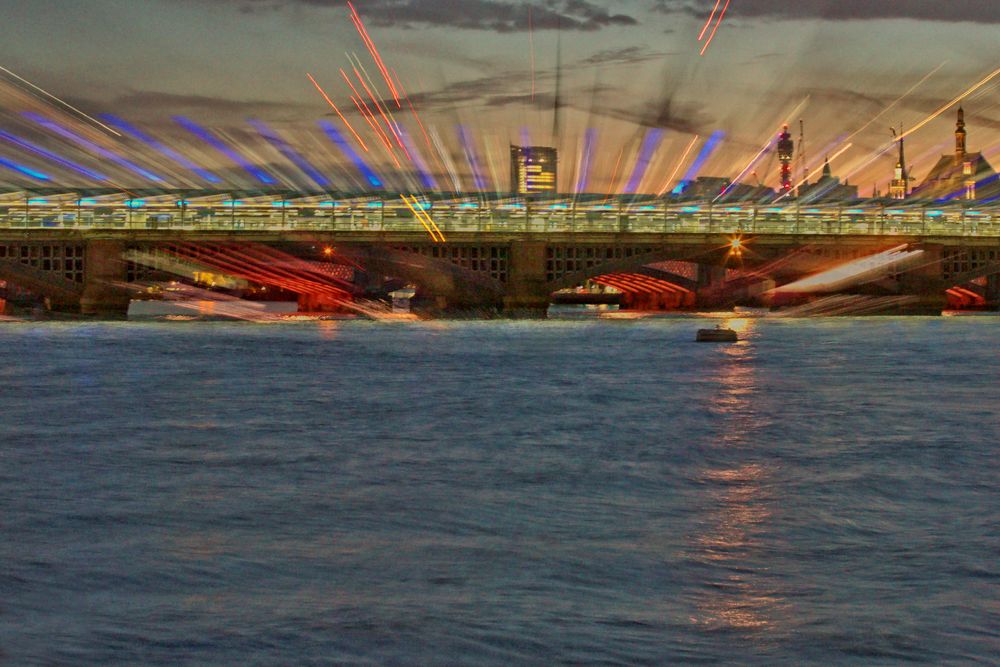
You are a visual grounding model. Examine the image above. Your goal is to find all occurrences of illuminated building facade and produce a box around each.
[510,146,558,195]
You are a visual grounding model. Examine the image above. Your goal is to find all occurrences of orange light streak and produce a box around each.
[353,65,411,161]
[657,135,699,196]
[339,69,400,166]
[306,72,368,152]
[400,195,446,242]
[400,194,437,240]
[898,65,1000,142]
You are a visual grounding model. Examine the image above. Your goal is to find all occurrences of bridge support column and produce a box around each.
[80,239,130,317]
[695,263,730,308]
[985,274,1000,309]
[899,244,947,314]
[504,240,550,317]
[696,264,728,288]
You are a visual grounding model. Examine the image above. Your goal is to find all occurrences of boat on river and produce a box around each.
[696,325,738,342]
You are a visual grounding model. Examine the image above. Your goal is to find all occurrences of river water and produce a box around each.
[1,317,998,664]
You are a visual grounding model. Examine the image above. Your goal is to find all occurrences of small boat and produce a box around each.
[696,325,738,342]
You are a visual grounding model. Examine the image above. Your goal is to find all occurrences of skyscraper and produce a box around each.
[510,146,558,195]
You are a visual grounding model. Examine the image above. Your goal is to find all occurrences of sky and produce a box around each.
[1,0,999,194]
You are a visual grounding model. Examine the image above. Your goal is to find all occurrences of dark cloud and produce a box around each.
[208,0,638,31]
[653,0,1000,23]
[579,46,672,67]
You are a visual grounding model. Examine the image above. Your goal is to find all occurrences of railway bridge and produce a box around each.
[1,193,999,315]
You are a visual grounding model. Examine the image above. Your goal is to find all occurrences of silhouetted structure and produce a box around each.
[800,158,859,202]
[889,131,910,200]
[914,107,997,201]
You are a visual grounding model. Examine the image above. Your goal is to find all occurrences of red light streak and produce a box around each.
[348,1,401,108]
[306,72,368,152]
[352,65,411,162]
[528,5,536,102]
[339,69,400,167]
[698,0,723,41]
[699,0,731,56]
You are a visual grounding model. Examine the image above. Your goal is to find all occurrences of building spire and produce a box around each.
[955,104,967,162]
[889,124,908,199]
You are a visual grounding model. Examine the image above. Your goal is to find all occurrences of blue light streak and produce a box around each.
[575,128,597,194]
[624,128,664,194]
[99,114,221,184]
[318,120,383,188]
[249,119,330,190]
[174,116,276,185]
[674,130,725,195]
[457,126,487,191]
[23,112,165,183]
[396,125,436,190]
[0,156,49,181]
[0,129,108,181]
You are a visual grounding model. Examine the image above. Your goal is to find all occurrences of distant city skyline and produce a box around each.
[1,0,999,193]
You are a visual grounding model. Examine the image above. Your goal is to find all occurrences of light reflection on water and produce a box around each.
[1,318,997,664]
[686,324,789,638]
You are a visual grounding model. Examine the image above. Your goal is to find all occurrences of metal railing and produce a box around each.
[1,201,998,237]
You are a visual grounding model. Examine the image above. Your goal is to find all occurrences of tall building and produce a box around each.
[510,146,557,195]
[776,125,794,193]
[889,132,909,199]
[914,107,997,200]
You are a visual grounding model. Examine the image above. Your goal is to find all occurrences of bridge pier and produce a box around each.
[897,244,948,314]
[80,239,130,317]
[504,240,550,317]
[986,274,1000,308]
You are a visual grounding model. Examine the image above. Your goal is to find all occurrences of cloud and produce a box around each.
[206,0,639,31]
[109,91,312,114]
[579,46,672,67]
[653,0,1000,23]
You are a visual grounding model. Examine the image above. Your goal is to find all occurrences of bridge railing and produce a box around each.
[0,204,998,237]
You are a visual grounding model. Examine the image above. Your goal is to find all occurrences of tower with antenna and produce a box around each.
[777,125,794,193]
[797,119,808,194]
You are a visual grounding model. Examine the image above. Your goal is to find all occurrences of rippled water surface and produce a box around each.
[1,318,998,665]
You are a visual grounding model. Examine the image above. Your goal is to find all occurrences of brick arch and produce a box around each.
[338,245,507,307]
[545,247,711,292]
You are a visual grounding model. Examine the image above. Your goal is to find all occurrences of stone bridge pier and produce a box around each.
[80,239,131,316]
[503,241,550,316]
